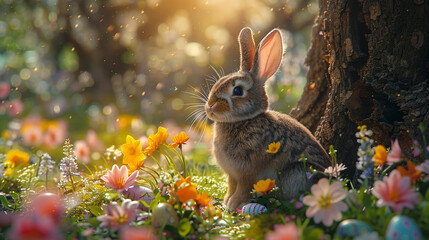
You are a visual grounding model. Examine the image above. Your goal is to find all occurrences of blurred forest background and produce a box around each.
[0,0,318,134]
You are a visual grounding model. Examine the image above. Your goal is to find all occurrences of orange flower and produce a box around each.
[373,145,387,166]
[397,161,421,184]
[5,149,30,168]
[254,179,275,194]
[175,174,198,203]
[121,135,146,171]
[144,127,169,156]
[266,142,280,154]
[170,132,190,148]
[196,192,213,207]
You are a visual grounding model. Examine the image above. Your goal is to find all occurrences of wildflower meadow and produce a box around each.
[1,121,429,239]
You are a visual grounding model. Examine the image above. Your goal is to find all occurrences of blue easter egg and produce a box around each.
[336,219,372,237]
[386,216,422,240]
[241,203,267,215]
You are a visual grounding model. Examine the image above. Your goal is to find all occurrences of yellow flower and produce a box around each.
[41,120,58,131]
[117,114,136,130]
[5,149,30,168]
[170,131,190,148]
[144,127,169,156]
[2,130,10,140]
[373,145,387,166]
[253,179,275,194]
[175,174,198,203]
[121,135,145,170]
[266,142,280,154]
[128,159,145,174]
[4,168,13,177]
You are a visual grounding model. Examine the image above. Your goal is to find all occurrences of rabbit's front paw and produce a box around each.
[226,193,247,211]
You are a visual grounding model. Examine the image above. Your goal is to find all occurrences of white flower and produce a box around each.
[324,163,347,178]
[303,179,348,226]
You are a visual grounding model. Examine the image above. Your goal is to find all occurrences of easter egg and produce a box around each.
[123,186,154,203]
[386,216,422,240]
[138,212,151,221]
[336,219,372,237]
[241,203,267,215]
[152,203,179,228]
[123,186,154,211]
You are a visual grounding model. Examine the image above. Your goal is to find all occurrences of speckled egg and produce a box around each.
[386,216,422,240]
[336,219,373,237]
[241,203,267,215]
[152,203,179,228]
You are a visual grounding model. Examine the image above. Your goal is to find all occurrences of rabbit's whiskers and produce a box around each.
[185,82,211,141]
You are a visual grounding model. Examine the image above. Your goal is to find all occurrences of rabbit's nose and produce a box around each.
[209,102,216,108]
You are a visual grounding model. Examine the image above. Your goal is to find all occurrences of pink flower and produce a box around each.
[86,130,104,151]
[416,160,429,182]
[43,121,67,149]
[119,226,158,240]
[303,179,348,226]
[265,222,299,240]
[74,140,91,164]
[8,99,24,117]
[101,164,138,192]
[7,213,62,240]
[372,170,420,212]
[97,199,139,231]
[413,140,421,157]
[30,193,64,224]
[22,126,43,147]
[387,139,402,165]
[0,82,10,99]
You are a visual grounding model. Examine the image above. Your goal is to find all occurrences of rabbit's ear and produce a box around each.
[251,29,283,82]
[239,27,256,71]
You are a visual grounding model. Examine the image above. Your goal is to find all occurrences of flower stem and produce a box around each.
[82,162,93,175]
[179,146,188,177]
[68,173,76,192]
[149,155,163,171]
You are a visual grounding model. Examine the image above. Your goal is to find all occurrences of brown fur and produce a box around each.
[204,27,331,210]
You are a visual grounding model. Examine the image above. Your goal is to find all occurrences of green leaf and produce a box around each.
[88,205,105,216]
[362,192,372,208]
[178,218,192,237]
[10,192,19,201]
[88,217,101,227]
[422,203,429,217]
[425,188,429,200]
[304,228,324,240]
[0,195,14,210]
[149,193,165,211]
[139,200,150,208]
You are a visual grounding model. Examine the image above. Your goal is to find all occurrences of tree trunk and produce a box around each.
[290,0,429,178]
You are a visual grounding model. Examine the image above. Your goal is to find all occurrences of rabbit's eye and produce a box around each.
[233,86,243,96]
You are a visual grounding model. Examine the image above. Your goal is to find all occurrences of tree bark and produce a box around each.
[290,0,429,178]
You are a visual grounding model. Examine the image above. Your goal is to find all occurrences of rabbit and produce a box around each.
[203,27,331,211]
